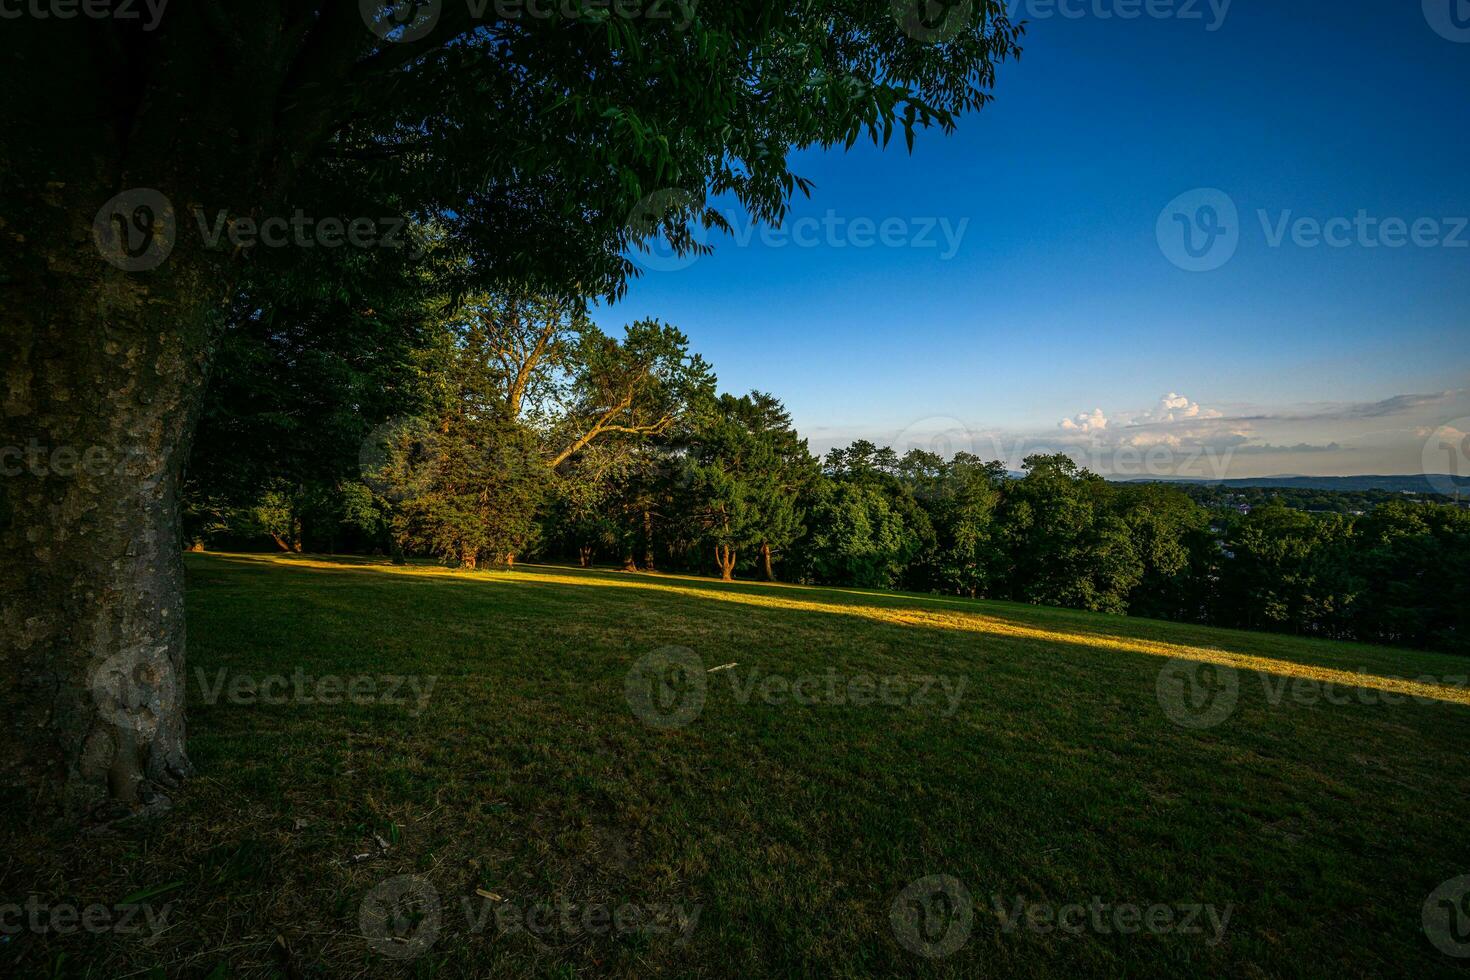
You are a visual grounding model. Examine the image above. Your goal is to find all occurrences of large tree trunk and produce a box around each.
[760,542,775,582]
[579,546,593,568]
[1,218,226,821]
[642,509,655,572]
[714,545,737,582]
[0,5,410,823]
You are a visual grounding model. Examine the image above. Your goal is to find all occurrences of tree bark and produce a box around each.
[579,546,593,568]
[761,542,775,582]
[642,509,655,572]
[2,223,226,821]
[714,545,736,582]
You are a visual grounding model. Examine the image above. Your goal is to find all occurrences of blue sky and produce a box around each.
[595,0,1470,477]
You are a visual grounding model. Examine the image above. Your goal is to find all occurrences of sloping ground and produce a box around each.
[5,552,1468,978]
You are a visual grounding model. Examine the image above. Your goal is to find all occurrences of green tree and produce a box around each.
[1350,501,1470,652]
[1218,504,1357,634]
[3,3,1023,816]
[0,1,1029,822]
[1112,483,1214,621]
[800,480,919,589]
[910,452,1007,597]
[681,394,787,581]
[382,417,547,569]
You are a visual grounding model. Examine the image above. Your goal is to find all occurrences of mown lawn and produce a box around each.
[5,552,1470,977]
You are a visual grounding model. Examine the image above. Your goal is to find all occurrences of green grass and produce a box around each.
[6,552,1470,977]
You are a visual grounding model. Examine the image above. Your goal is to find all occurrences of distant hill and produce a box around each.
[1114,474,1470,494]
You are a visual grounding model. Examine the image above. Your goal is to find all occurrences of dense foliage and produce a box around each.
[186,290,1470,655]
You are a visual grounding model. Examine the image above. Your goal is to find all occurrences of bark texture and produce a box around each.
[714,545,737,582]
[1,7,283,820]
[1,204,225,820]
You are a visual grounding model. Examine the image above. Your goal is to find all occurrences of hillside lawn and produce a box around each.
[5,552,1469,977]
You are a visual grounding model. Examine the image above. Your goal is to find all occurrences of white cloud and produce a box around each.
[1059,408,1108,432]
[1135,392,1223,425]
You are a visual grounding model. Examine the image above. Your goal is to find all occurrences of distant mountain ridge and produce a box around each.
[1112,474,1470,494]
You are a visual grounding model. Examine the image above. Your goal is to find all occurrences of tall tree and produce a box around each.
[680,392,816,581]
[1,2,1021,818]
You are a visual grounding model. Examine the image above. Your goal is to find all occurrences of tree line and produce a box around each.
[186,289,1470,656]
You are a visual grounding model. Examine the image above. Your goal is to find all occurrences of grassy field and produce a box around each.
[6,552,1470,977]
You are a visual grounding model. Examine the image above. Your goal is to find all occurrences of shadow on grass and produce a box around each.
[190,552,1470,708]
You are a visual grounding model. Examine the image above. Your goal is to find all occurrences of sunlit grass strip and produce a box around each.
[233,554,1470,708]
